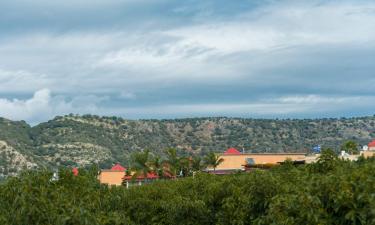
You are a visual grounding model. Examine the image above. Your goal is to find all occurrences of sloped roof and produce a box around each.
[72,167,79,176]
[111,164,126,171]
[224,148,241,155]
[123,172,159,180]
[368,140,375,147]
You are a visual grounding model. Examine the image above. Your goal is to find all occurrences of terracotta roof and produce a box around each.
[111,164,126,172]
[72,167,79,176]
[123,172,159,180]
[224,148,241,155]
[368,140,375,147]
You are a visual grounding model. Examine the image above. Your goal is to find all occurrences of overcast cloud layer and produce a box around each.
[0,0,375,124]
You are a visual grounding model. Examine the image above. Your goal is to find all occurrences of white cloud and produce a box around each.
[0,0,375,122]
[0,89,51,122]
[0,68,53,94]
[0,89,107,124]
[98,95,375,119]
[1,89,374,124]
[165,2,375,54]
[279,95,356,104]
[119,91,136,100]
[1,0,374,88]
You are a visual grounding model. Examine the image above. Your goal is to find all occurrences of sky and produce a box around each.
[0,0,375,124]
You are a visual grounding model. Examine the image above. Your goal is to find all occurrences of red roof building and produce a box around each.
[123,172,159,181]
[368,140,375,151]
[224,148,241,155]
[72,167,79,176]
[368,140,375,148]
[111,164,126,172]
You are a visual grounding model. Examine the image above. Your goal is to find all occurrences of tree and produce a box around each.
[312,148,339,173]
[204,152,224,172]
[131,149,152,178]
[164,148,180,176]
[178,157,191,177]
[341,140,359,155]
[192,156,204,172]
[150,155,163,177]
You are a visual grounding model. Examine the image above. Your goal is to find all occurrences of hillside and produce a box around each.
[0,118,39,178]
[1,115,375,176]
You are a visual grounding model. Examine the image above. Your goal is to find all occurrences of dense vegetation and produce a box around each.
[0,153,374,225]
[1,114,375,177]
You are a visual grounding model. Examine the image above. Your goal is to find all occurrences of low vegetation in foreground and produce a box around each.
[0,152,374,225]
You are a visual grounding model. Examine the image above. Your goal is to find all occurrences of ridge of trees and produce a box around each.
[0,152,374,224]
[128,148,223,179]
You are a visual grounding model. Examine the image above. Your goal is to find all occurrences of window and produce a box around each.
[246,158,255,165]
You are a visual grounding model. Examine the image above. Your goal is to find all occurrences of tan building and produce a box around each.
[361,151,375,158]
[98,164,127,186]
[210,148,306,173]
[361,140,375,158]
[368,140,375,151]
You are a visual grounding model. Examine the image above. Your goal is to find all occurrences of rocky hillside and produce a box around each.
[0,118,39,179]
[1,115,375,177]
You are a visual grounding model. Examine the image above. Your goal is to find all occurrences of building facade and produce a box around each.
[209,148,306,173]
[98,164,127,186]
[368,140,375,151]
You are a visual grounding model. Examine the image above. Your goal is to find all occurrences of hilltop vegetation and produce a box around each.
[0,155,374,224]
[1,115,375,176]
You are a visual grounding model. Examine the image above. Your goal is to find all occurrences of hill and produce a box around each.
[1,114,375,177]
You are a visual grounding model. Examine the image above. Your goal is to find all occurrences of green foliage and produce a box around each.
[149,155,163,177]
[191,156,204,171]
[309,148,339,173]
[130,150,152,178]
[0,158,375,224]
[2,115,375,177]
[164,148,180,176]
[342,140,360,154]
[204,152,224,171]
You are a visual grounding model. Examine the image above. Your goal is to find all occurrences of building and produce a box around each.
[98,164,127,186]
[368,140,375,151]
[209,148,306,174]
[72,167,79,176]
[361,140,375,158]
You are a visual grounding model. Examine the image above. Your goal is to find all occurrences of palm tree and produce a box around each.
[164,148,180,176]
[341,140,359,155]
[178,157,191,177]
[204,152,224,172]
[150,155,163,177]
[192,156,203,172]
[131,149,152,180]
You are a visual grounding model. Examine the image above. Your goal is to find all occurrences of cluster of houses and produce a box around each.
[97,140,375,186]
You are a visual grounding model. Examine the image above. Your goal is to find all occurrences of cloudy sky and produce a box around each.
[0,0,374,124]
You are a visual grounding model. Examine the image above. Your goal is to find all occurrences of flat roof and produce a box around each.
[220,153,306,156]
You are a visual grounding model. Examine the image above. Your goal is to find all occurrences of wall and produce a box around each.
[214,154,306,171]
[362,151,375,158]
[98,171,125,186]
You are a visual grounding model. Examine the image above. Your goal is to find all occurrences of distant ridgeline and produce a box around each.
[0,115,375,177]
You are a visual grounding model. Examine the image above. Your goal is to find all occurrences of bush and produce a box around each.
[0,158,374,224]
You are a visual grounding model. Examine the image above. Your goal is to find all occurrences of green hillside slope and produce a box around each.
[1,114,375,177]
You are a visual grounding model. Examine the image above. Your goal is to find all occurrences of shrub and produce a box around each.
[0,158,374,224]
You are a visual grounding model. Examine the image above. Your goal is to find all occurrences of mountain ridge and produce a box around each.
[1,114,375,177]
